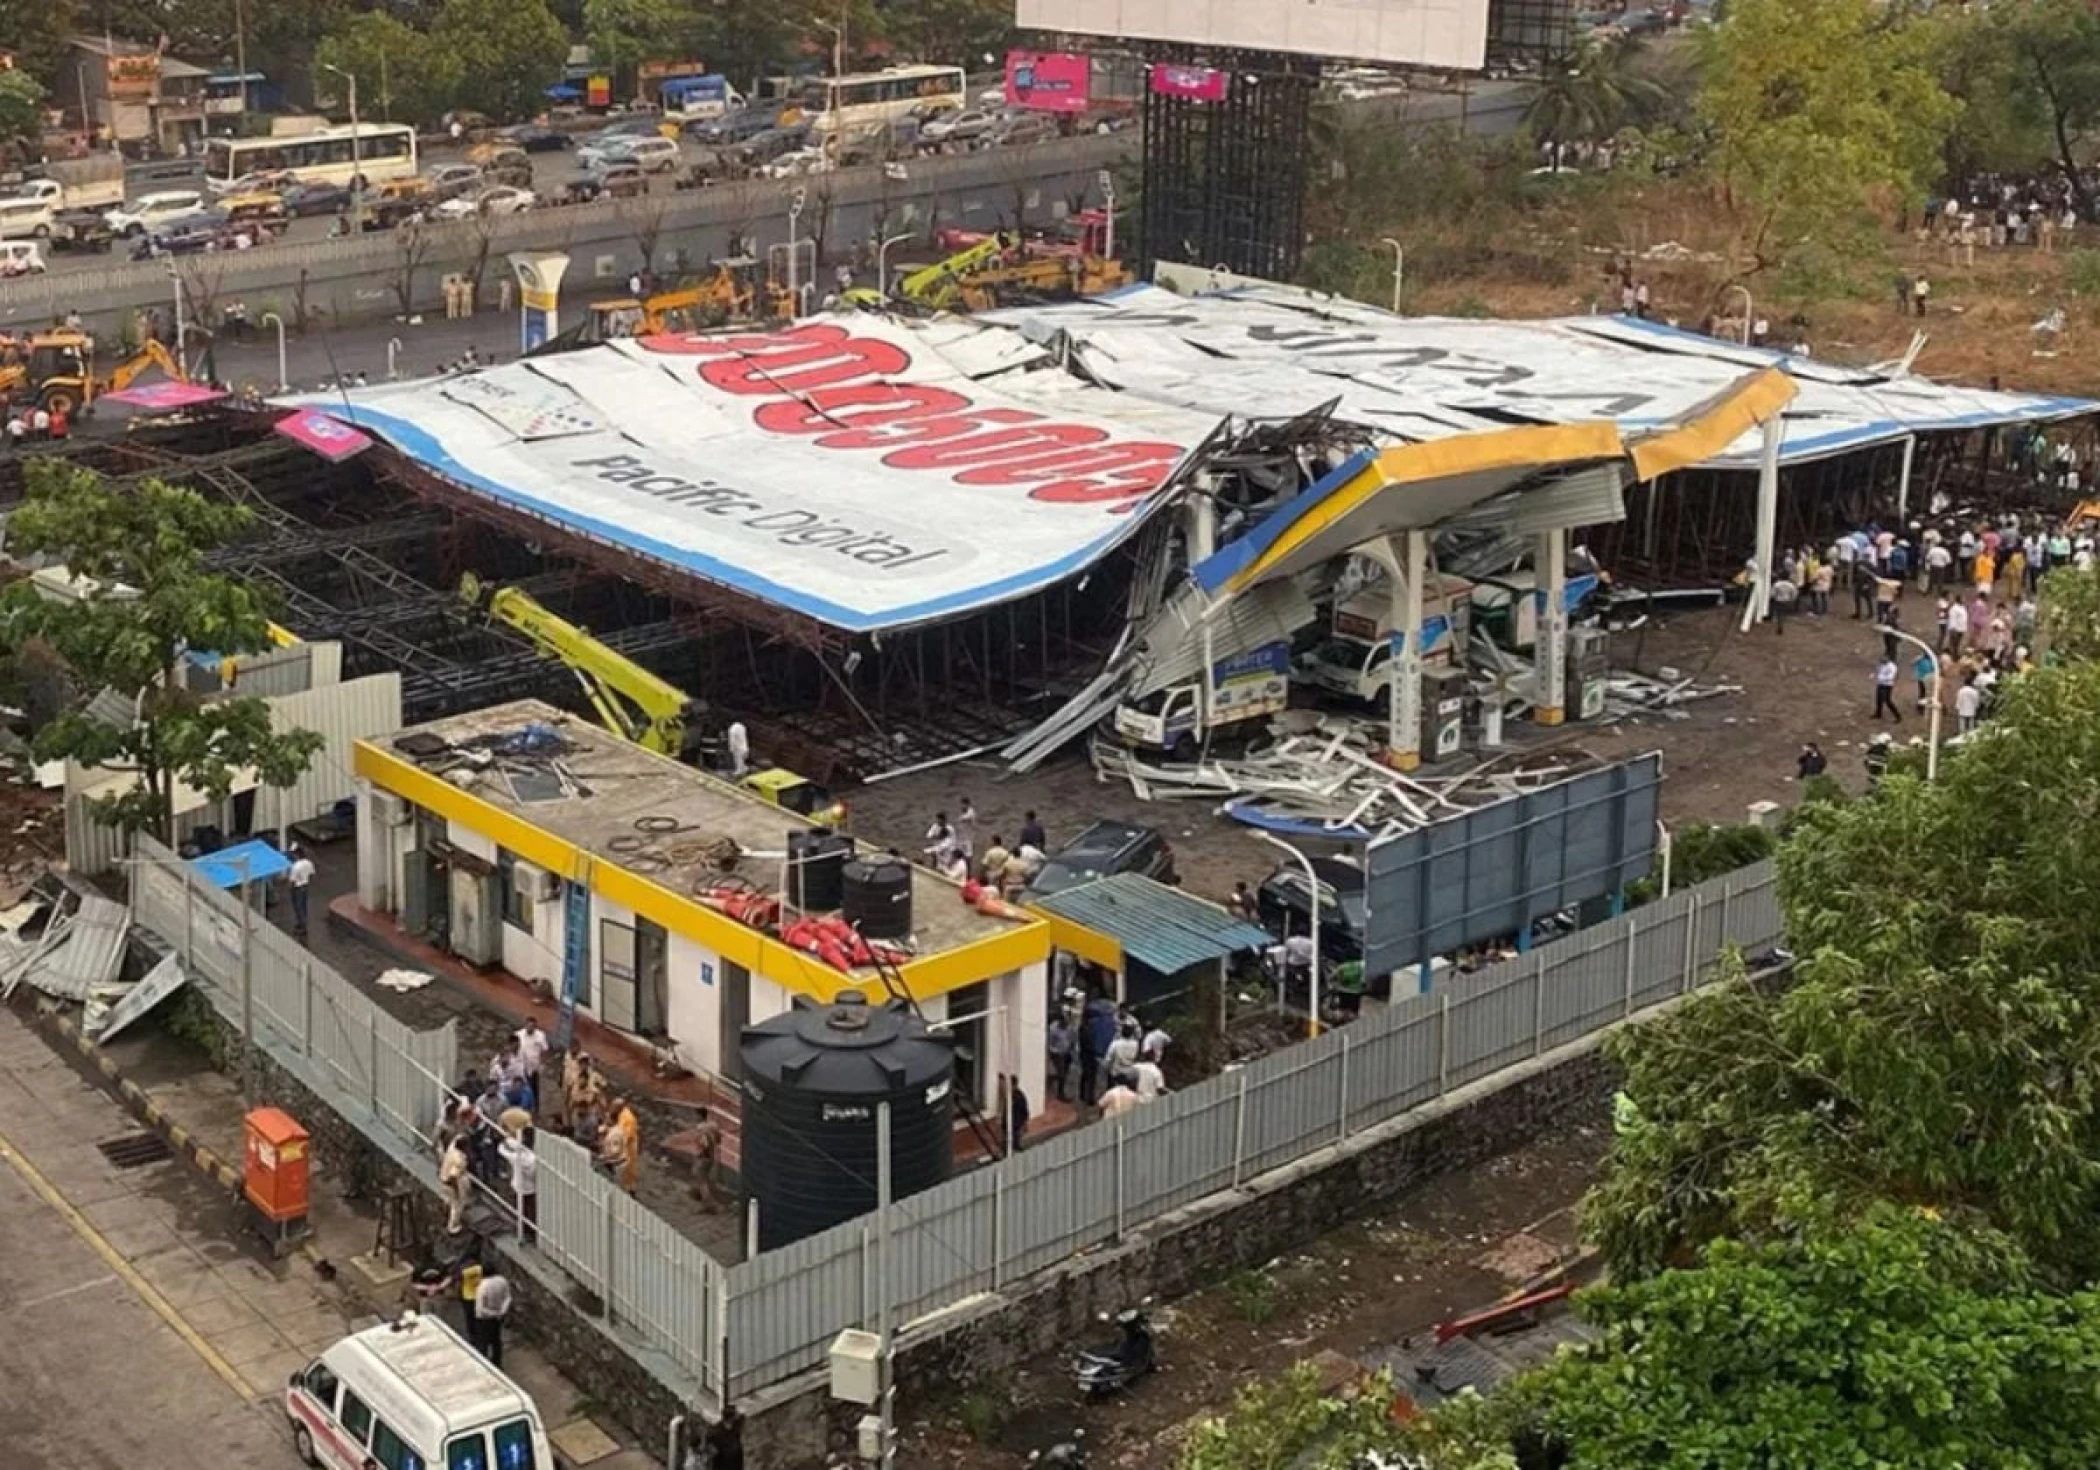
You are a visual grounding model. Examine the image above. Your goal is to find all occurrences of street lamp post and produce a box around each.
[877,230,912,299]
[1254,831,1321,1038]
[786,186,807,302]
[1380,236,1404,314]
[259,311,286,393]
[1098,169,1116,260]
[1886,628,1945,781]
[167,262,187,371]
[323,65,362,235]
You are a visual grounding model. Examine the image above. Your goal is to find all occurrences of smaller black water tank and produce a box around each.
[787,830,852,912]
[841,855,913,938]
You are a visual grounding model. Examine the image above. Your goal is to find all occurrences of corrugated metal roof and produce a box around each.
[1029,873,1272,974]
[31,894,128,1000]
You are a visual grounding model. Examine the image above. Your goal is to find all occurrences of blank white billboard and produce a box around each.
[1015,0,1490,73]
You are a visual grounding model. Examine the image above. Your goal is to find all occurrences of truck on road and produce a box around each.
[1297,579,1472,706]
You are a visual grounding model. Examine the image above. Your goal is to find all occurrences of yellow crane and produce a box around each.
[459,575,847,825]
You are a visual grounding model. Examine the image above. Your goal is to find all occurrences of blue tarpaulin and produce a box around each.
[190,839,289,890]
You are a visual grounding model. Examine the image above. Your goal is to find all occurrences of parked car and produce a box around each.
[424,163,485,200]
[1255,858,1369,970]
[105,190,207,236]
[1025,821,1178,898]
[618,136,680,174]
[279,181,351,217]
[49,207,114,252]
[575,135,638,171]
[759,147,832,179]
[921,108,998,144]
[435,185,535,219]
[499,124,570,152]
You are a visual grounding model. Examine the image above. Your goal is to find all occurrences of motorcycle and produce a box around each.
[1074,1307,1156,1398]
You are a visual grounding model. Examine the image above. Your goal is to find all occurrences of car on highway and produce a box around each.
[129,211,230,258]
[425,163,485,200]
[499,123,570,152]
[687,107,781,146]
[105,190,208,236]
[621,136,681,173]
[212,168,294,198]
[595,113,675,142]
[575,135,637,171]
[580,162,649,199]
[0,240,47,275]
[985,112,1058,147]
[730,125,812,167]
[49,207,114,252]
[922,108,1000,145]
[279,180,352,217]
[0,194,56,239]
[435,185,536,219]
[1024,820,1179,898]
[759,147,832,179]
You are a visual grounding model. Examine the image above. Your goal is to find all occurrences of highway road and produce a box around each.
[25,81,1531,287]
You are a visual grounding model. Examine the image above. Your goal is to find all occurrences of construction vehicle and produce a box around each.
[582,257,797,341]
[459,575,847,825]
[0,333,184,416]
[942,253,1131,311]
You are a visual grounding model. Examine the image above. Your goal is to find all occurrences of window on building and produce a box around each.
[498,850,533,935]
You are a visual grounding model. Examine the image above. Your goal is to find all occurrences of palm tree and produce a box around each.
[1523,37,1673,168]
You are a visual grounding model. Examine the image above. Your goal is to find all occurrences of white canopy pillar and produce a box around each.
[1533,529,1567,726]
[1385,530,1427,770]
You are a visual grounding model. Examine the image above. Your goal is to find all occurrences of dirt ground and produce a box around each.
[846,598,1901,907]
[895,1126,1609,1468]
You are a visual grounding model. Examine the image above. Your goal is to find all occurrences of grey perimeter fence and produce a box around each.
[127,835,1781,1406]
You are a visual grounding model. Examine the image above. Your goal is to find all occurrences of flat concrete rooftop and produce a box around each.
[367,699,1018,961]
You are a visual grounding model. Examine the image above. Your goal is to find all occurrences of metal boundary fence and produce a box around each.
[125,836,1778,1406]
[717,862,1783,1395]
[129,836,722,1398]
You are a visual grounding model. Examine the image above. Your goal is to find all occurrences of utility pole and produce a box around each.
[876,1100,895,1470]
[233,0,249,116]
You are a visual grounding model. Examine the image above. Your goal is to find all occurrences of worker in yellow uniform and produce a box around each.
[599,1096,641,1195]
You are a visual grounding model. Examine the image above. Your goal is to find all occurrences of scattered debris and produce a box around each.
[95,953,188,1044]
[376,967,435,993]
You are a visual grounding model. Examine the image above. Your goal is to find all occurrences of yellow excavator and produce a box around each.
[845,231,1128,313]
[0,333,184,416]
[459,575,846,826]
[582,257,797,341]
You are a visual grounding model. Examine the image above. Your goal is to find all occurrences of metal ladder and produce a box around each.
[552,871,591,1052]
[869,947,1006,1162]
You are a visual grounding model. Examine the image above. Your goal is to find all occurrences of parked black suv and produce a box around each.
[1026,821,1178,898]
[1255,856,1369,966]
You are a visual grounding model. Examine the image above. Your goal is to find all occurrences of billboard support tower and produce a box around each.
[1137,46,1317,281]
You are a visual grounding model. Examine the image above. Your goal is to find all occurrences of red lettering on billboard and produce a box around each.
[641,324,1184,508]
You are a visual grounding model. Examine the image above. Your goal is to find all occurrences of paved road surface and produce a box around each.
[0,1008,304,1469]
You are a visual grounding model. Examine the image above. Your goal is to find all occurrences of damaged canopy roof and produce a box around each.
[982,283,2090,468]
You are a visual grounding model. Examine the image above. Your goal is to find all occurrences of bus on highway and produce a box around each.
[797,65,967,144]
[202,124,419,193]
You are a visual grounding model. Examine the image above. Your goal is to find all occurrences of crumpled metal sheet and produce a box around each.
[28,894,129,1000]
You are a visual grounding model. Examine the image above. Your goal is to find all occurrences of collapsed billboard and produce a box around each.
[288,321,1215,633]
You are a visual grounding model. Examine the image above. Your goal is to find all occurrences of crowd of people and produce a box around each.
[1045,986,1171,1118]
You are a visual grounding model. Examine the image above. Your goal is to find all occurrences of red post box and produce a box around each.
[243,1107,310,1253]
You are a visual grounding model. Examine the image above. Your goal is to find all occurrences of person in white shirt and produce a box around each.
[1104,1027,1140,1087]
[514,1017,549,1096]
[1942,596,1969,655]
[286,845,316,939]
[498,1125,539,1244]
[1140,1025,1170,1065]
[30,407,49,439]
[725,720,749,777]
[1131,1059,1167,1101]
[472,1269,513,1365]
[1955,679,1983,734]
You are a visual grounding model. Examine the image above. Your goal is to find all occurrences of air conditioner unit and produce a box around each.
[514,860,559,902]
[373,791,413,828]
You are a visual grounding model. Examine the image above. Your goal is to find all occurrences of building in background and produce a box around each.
[54,36,213,155]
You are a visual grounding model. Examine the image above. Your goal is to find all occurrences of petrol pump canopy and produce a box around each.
[981,284,2093,468]
[287,320,1219,634]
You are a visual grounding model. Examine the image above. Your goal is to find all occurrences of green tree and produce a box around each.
[1522,38,1670,161]
[1532,1210,2100,1467]
[1178,1360,1412,1470]
[314,11,462,127]
[0,68,45,157]
[1585,660,2100,1281]
[0,2,80,91]
[1697,0,1959,273]
[584,0,686,96]
[2039,561,2100,661]
[432,0,570,122]
[881,0,1016,66]
[1986,0,2100,217]
[0,462,323,846]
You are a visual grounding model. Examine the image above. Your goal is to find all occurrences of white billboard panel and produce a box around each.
[1015,0,1490,73]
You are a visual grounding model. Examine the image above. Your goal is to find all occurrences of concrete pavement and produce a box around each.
[0,1001,325,1466]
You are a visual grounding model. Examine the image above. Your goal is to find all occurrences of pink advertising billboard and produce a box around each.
[1005,51,1091,113]
[1150,64,1230,102]
[274,408,373,462]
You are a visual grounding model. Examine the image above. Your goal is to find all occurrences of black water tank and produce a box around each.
[841,855,913,939]
[739,991,955,1251]
[787,829,852,912]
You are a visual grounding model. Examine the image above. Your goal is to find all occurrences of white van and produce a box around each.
[621,135,680,173]
[0,194,54,239]
[285,1313,554,1470]
[0,240,47,276]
